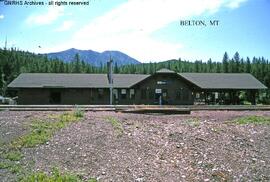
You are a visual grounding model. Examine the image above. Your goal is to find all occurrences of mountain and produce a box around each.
[45,48,141,67]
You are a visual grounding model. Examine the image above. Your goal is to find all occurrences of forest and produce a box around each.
[0,48,269,103]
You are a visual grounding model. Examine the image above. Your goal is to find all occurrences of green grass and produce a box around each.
[106,117,124,136]
[186,118,201,127]
[88,178,98,182]
[3,150,23,161]
[22,168,81,182]
[22,168,97,182]
[0,111,85,180]
[73,106,85,118]
[0,161,22,174]
[233,115,270,125]
[11,112,84,149]
[0,162,9,169]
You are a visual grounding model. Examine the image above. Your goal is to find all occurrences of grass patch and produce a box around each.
[186,118,201,127]
[0,111,85,180]
[106,116,124,136]
[88,178,98,182]
[11,111,84,149]
[3,150,23,161]
[22,168,80,182]
[0,162,9,169]
[0,161,22,174]
[22,168,97,182]
[233,115,270,125]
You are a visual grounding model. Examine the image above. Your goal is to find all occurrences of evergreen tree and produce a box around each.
[0,48,269,101]
[73,53,81,73]
[114,63,119,73]
[222,52,229,73]
[246,57,251,73]
[207,59,213,72]
[233,52,240,72]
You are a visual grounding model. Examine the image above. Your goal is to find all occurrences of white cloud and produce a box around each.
[0,14,4,20]
[39,0,248,62]
[26,6,64,25]
[226,0,247,9]
[55,20,74,32]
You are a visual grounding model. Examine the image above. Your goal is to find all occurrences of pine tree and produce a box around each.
[207,58,213,72]
[73,53,81,73]
[246,57,251,73]
[222,52,229,73]
[233,52,240,72]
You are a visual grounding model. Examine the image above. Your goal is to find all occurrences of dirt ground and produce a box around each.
[1,110,270,182]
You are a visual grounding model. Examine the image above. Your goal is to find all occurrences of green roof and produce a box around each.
[179,73,267,89]
[8,73,149,89]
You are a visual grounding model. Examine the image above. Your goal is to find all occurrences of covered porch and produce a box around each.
[193,89,257,105]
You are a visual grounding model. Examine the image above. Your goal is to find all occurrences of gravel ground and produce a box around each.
[1,110,270,181]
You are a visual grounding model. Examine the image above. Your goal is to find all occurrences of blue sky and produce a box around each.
[0,0,269,62]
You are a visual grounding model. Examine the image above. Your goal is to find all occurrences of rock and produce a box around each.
[198,169,204,174]
[252,158,257,162]
[135,177,144,182]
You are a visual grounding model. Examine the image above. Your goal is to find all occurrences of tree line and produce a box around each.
[0,48,269,103]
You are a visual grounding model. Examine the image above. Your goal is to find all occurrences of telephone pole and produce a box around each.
[107,57,113,105]
[4,36,7,50]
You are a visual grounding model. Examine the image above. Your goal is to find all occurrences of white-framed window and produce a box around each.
[155,89,162,94]
[121,89,127,94]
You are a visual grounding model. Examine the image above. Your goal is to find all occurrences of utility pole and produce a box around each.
[4,36,7,50]
[107,57,113,105]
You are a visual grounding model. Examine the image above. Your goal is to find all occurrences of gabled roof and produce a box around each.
[179,73,267,89]
[8,70,267,90]
[8,73,149,89]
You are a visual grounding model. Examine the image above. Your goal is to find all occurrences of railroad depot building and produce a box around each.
[8,69,267,105]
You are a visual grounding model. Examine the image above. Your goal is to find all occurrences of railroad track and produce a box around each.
[0,105,270,112]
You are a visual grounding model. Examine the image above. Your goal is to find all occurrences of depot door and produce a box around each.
[155,89,168,105]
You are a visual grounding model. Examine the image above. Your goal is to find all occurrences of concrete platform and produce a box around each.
[121,108,191,114]
[0,105,270,112]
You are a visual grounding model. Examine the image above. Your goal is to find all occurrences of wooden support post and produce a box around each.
[251,90,257,105]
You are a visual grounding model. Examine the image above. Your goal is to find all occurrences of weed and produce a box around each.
[186,118,201,127]
[11,112,83,149]
[9,164,22,174]
[0,161,22,174]
[233,115,270,125]
[0,111,85,180]
[88,178,98,182]
[0,162,9,169]
[3,150,23,161]
[22,167,96,182]
[73,106,85,118]
[106,116,124,136]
